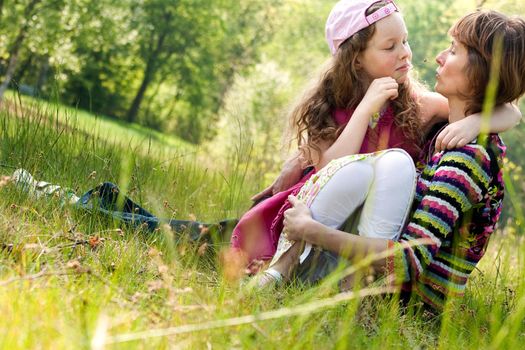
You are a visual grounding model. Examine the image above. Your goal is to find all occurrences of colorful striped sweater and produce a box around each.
[388,134,506,310]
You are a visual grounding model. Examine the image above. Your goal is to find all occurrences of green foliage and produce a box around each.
[2,0,525,148]
[163,0,283,143]
[1,0,283,144]
[206,60,292,188]
[61,0,139,117]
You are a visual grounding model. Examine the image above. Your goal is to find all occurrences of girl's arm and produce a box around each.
[317,77,399,170]
[420,92,522,151]
[434,103,521,151]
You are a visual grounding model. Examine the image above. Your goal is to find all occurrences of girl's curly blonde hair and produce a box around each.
[290,0,425,167]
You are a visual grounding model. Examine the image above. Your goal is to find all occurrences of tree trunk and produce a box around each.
[15,53,34,83]
[126,65,154,123]
[125,31,167,123]
[0,0,42,99]
[144,74,167,122]
[36,56,50,94]
[0,47,21,98]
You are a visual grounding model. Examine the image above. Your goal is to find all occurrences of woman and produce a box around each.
[275,10,525,311]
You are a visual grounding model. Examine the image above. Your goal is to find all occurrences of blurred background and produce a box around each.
[1,0,524,222]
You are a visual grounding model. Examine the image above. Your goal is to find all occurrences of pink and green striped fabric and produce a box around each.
[388,134,506,310]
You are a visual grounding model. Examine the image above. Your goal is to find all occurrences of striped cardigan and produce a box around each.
[388,134,506,310]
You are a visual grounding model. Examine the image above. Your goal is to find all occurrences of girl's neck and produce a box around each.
[447,98,468,123]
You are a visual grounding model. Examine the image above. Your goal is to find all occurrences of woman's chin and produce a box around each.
[434,83,445,96]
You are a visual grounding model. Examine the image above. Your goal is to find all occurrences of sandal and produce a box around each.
[249,268,284,289]
[12,169,79,205]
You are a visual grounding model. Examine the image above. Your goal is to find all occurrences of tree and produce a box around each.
[122,0,282,144]
[0,0,86,98]
[0,0,43,98]
[60,0,137,116]
[169,0,282,143]
[125,0,204,123]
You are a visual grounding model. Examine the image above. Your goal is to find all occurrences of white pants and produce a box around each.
[270,149,417,266]
[310,148,417,239]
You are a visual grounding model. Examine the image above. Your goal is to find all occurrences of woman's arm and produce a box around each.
[251,136,336,202]
[251,151,304,202]
[284,195,390,271]
[285,142,495,286]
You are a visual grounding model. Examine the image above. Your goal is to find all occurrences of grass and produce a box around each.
[1,95,525,349]
[2,90,196,160]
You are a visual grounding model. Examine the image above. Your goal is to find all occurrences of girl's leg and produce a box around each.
[295,149,416,285]
[267,160,374,281]
[356,149,417,239]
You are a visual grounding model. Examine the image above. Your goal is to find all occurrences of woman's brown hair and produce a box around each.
[450,10,525,115]
[290,0,425,167]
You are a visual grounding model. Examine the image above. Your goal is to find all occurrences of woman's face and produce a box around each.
[435,39,470,98]
[358,12,412,84]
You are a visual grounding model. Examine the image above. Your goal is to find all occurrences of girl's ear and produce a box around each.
[355,54,363,69]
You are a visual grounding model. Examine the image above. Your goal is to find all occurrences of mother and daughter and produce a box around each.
[242,0,525,311]
[11,0,525,312]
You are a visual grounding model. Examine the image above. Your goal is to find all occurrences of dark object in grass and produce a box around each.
[77,182,238,244]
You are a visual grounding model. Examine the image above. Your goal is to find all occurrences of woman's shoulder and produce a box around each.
[463,134,506,161]
[437,134,505,180]
[442,134,504,157]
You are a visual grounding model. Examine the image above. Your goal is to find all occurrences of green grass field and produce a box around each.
[1,95,525,349]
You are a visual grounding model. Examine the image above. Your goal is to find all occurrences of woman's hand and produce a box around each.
[283,195,315,241]
[434,117,479,152]
[251,155,304,202]
[357,77,399,116]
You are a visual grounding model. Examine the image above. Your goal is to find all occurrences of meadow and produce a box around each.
[1,93,525,350]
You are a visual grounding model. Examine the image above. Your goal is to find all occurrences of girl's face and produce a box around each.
[435,39,470,98]
[358,12,412,84]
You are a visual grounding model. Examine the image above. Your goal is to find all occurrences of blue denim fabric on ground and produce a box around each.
[76,182,237,242]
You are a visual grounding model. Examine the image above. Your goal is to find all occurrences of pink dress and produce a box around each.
[230,105,420,266]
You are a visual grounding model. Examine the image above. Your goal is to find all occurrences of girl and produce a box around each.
[279,9,525,311]
[233,0,520,276]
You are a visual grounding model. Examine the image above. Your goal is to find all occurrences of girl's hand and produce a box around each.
[358,77,399,115]
[283,195,314,241]
[434,117,479,152]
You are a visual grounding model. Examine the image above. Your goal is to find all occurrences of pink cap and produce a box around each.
[326,0,399,55]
